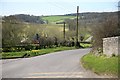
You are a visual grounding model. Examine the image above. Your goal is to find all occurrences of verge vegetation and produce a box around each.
[81,53,119,76]
[2,47,75,59]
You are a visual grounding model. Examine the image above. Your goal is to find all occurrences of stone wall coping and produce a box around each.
[102,36,120,40]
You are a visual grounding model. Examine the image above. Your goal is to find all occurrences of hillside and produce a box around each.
[41,11,118,24]
[2,11,118,24]
[66,12,118,23]
[3,14,45,24]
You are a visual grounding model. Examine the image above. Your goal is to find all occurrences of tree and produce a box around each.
[91,13,119,53]
[2,16,24,47]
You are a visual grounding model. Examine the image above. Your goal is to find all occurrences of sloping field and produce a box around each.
[42,15,76,23]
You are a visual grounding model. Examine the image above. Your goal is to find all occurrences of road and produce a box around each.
[2,48,109,78]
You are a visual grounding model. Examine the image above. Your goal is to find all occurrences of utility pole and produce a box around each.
[76,6,80,48]
[63,22,66,41]
[56,22,66,41]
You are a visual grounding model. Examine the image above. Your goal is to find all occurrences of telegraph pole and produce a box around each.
[63,22,66,41]
[56,22,66,41]
[76,6,80,48]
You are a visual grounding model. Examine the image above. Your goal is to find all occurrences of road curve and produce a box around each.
[2,48,109,78]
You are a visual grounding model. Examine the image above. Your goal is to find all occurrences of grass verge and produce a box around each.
[81,53,119,76]
[2,47,75,59]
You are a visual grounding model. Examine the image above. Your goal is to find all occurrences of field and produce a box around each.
[42,15,76,23]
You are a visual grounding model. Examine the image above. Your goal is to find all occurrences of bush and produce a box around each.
[24,45,34,50]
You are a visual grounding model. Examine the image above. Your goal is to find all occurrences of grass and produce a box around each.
[2,51,27,59]
[2,47,75,59]
[81,53,119,76]
[80,43,92,48]
[42,15,76,23]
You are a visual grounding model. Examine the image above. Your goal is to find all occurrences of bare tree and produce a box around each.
[91,13,119,52]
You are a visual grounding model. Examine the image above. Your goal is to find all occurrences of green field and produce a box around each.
[81,53,119,76]
[42,15,76,23]
[2,47,75,59]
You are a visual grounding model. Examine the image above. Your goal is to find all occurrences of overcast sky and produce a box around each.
[0,0,119,16]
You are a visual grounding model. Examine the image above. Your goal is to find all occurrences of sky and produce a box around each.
[0,0,119,16]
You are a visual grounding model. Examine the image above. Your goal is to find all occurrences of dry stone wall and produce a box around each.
[103,36,120,56]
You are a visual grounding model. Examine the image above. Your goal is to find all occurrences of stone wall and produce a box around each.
[103,36,120,56]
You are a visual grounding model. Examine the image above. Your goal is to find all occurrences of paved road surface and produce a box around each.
[2,48,110,78]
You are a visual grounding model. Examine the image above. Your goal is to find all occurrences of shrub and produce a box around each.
[24,45,34,50]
